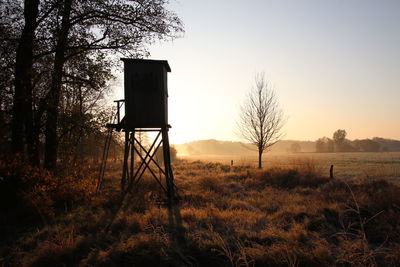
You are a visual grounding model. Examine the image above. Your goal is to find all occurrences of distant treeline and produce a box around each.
[315,137,400,153]
[175,136,400,156]
[314,129,400,153]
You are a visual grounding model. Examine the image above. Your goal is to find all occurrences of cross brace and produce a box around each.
[121,128,176,203]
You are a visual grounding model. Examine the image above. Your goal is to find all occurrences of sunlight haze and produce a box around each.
[113,0,400,144]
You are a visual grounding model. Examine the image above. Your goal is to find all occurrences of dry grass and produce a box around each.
[182,152,400,183]
[1,157,400,266]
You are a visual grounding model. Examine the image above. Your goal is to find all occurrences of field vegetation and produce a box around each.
[182,152,400,185]
[1,156,400,266]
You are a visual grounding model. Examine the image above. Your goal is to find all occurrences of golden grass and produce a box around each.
[1,157,400,266]
[182,152,400,183]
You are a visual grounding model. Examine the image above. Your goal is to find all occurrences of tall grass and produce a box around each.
[1,157,400,266]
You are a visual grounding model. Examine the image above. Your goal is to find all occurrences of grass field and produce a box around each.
[2,156,400,266]
[181,152,400,185]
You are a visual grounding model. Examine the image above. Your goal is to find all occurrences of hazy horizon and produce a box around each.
[170,135,400,146]
[112,0,400,144]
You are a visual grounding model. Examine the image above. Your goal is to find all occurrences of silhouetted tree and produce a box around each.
[237,73,285,169]
[10,0,40,161]
[315,137,334,153]
[289,142,301,153]
[44,0,183,170]
[315,138,325,153]
[333,129,347,152]
[372,137,400,152]
[325,138,335,152]
[353,139,380,152]
[0,1,20,154]
[2,0,183,169]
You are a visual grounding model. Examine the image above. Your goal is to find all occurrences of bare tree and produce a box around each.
[237,73,285,169]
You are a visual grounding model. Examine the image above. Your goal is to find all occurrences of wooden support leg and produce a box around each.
[129,131,135,185]
[162,128,175,204]
[121,131,130,190]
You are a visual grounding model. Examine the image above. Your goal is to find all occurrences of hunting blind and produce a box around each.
[122,58,171,129]
[100,59,176,204]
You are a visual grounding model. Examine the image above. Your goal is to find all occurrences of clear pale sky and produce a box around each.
[113,0,400,144]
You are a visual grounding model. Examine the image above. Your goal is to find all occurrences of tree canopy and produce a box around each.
[0,0,184,169]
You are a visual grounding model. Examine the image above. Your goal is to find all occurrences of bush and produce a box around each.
[0,157,95,225]
[252,168,329,189]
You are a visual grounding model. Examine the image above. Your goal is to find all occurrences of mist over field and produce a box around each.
[174,138,400,156]
[175,139,316,155]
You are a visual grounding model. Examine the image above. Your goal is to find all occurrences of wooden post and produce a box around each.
[162,127,175,204]
[121,131,130,190]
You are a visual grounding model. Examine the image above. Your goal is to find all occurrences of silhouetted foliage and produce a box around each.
[289,142,301,153]
[314,130,397,153]
[333,129,347,152]
[1,0,183,169]
[315,137,334,153]
[353,139,380,152]
[372,137,400,152]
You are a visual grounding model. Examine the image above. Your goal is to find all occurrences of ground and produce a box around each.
[181,152,400,184]
[1,155,400,266]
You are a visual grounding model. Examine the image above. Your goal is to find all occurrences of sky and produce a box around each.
[113,0,400,145]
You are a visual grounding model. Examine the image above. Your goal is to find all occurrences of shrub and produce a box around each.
[253,168,329,189]
[0,157,95,226]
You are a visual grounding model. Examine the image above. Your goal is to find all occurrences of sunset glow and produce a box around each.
[111,0,400,144]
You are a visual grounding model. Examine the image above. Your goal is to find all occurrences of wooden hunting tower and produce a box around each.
[122,58,170,129]
[102,58,176,204]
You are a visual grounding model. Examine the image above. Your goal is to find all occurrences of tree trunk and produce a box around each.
[32,104,45,165]
[44,0,72,170]
[258,148,262,169]
[11,0,40,159]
